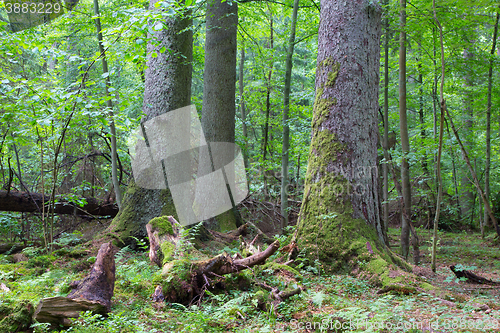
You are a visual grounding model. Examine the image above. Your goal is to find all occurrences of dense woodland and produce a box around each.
[1,0,500,332]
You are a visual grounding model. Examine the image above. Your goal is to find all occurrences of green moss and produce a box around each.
[160,259,194,304]
[160,242,175,264]
[102,179,178,246]
[260,262,302,281]
[216,210,238,232]
[25,255,55,269]
[150,216,174,236]
[68,247,88,258]
[326,62,340,87]
[0,300,34,332]
[252,290,269,311]
[52,248,70,257]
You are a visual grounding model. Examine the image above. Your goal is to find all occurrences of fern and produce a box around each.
[311,290,326,308]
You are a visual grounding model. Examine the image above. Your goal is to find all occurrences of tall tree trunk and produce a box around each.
[432,0,445,272]
[399,0,411,260]
[262,13,274,200]
[105,0,192,244]
[484,10,499,231]
[93,0,122,209]
[461,45,474,223]
[201,0,241,231]
[296,0,387,269]
[382,0,390,236]
[281,0,299,230]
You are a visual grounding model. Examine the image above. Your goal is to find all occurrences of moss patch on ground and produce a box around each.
[0,300,34,332]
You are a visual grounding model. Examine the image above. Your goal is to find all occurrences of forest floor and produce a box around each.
[1,225,499,332]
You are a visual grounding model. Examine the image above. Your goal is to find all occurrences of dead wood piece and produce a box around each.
[0,243,25,254]
[450,265,500,285]
[209,223,249,243]
[216,240,280,275]
[151,285,165,302]
[35,243,116,326]
[67,242,116,310]
[255,282,302,302]
[247,221,274,244]
[239,235,260,256]
[0,190,118,217]
[34,296,107,327]
[160,240,280,304]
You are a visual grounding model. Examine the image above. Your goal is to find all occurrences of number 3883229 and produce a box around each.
[5,1,63,14]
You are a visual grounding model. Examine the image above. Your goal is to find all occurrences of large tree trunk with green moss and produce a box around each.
[105,0,192,244]
[295,0,387,271]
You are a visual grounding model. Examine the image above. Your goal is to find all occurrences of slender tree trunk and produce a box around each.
[105,0,193,244]
[93,0,122,209]
[399,0,411,260]
[262,14,274,200]
[201,0,241,231]
[461,45,474,221]
[484,10,499,231]
[239,47,249,171]
[431,0,444,273]
[281,0,299,230]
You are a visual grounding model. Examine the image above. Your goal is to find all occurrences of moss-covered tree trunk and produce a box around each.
[105,0,192,244]
[296,0,388,271]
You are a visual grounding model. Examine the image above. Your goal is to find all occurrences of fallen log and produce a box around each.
[0,190,118,217]
[34,242,116,327]
[450,265,500,285]
[0,243,25,255]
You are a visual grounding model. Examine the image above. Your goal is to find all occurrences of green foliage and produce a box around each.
[64,311,152,333]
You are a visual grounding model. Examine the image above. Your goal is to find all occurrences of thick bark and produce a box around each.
[382,0,390,236]
[105,0,192,243]
[0,190,118,217]
[399,0,411,260]
[201,0,240,231]
[281,0,299,230]
[296,0,387,270]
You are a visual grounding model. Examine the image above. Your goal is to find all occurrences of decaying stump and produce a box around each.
[145,215,302,305]
[34,242,116,326]
[160,239,280,303]
[146,216,183,267]
[146,216,282,304]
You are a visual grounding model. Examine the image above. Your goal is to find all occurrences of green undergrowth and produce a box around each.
[0,228,499,332]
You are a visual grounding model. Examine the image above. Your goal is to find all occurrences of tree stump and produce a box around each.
[34,242,116,327]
